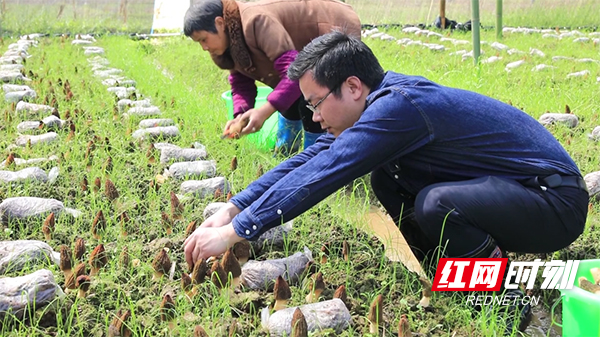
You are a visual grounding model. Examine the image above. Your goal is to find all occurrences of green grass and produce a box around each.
[2,0,600,36]
[1,15,600,337]
[350,0,600,28]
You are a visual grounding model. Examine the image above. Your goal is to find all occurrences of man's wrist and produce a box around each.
[222,224,244,247]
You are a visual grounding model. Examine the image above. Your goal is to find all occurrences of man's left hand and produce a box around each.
[183,224,243,267]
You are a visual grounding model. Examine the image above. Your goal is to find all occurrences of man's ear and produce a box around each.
[345,76,364,100]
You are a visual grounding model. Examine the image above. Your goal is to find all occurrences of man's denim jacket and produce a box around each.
[230,71,582,240]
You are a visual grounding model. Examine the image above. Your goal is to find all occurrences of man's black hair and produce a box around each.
[288,31,385,95]
[183,0,223,37]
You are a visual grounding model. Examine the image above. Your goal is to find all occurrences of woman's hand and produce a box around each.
[238,102,277,136]
[183,224,243,267]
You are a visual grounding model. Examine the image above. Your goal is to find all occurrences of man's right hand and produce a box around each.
[222,115,249,139]
[199,202,242,229]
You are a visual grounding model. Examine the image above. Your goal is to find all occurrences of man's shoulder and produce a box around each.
[367,72,434,102]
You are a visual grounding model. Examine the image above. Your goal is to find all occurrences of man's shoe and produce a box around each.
[498,288,533,335]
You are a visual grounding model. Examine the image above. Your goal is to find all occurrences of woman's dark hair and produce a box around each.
[288,31,385,95]
[183,0,223,36]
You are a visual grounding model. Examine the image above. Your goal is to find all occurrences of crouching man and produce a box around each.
[184,31,588,335]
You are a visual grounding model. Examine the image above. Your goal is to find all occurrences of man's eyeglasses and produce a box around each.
[306,87,335,114]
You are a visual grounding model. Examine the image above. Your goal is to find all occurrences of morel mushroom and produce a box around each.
[291,307,308,337]
[221,248,241,288]
[333,284,348,309]
[60,245,73,281]
[320,243,330,264]
[91,210,106,240]
[256,164,264,178]
[303,260,318,280]
[228,319,237,337]
[74,237,86,261]
[210,259,227,289]
[65,262,87,290]
[119,212,130,237]
[185,220,197,237]
[146,143,157,164]
[42,212,55,241]
[191,258,208,284]
[214,188,223,200]
[181,272,194,298]
[103,156,113,174]
[418,277,433,308]
[230,156,237,171]
[119,246,130,269]
[105,179,119,201]
[232,240,251,266]
[109,309,132,337]
[170,191,183,220]
[579,277,600,294]
[66,122,75,141]
[306,272,325,303]
[342,240,349,262]
[81,175,88,192]
[76,275,91,298]
[89,244,108,276]
[591,267,600,284]
[152,249,172,280]
[368,294,384,335]
[273,275,291,311]
[6,153,15,167]
[398,314,411,337]
[93,177,101,192]
[160,293,177,328]
[226,191,233,202]
[194,325,209,337]
[161,212,173,235]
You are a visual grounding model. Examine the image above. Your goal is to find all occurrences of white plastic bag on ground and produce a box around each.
[2,84,31,93]
[117,98,151,111]
[0,197,80,223]
[179,177,229,198]
[0,240,60,274]
[584,171,600,200]
[538,113,579,128]
[0,167,58,184]
[163,160,217,180]
[83,46,104,55]
[15,132,59,146]
[16,101,55,116]
[132,126,179,140]
[125,106,161,117]
[261,299,351,337]
[16,121,43,133]
[158,144,207,164]
[0,269,64,320]
[241,247,313,290]
[71,39,93,45]
[5,89,36,102]
[139,118,174,128]
[0,155,59,169]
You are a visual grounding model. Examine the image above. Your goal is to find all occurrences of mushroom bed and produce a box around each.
[0,26,599,337]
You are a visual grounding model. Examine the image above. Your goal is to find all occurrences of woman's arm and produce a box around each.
[229,70,257,117]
